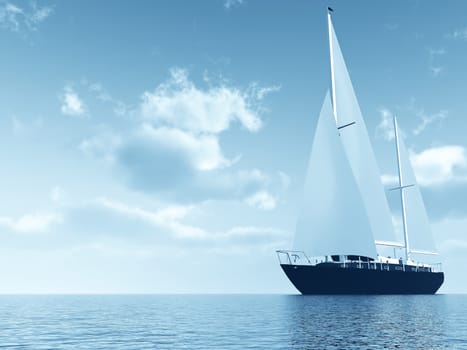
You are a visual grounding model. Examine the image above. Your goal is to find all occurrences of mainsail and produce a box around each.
[394,119,437,255]
[328,15,397,244]
[293,92,377,259]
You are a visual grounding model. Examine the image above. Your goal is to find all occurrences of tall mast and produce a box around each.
[327,9,338,124]
[394,117,410,261]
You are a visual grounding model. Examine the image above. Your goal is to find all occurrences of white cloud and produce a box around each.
[96,197,287,243]
[224,0,244,9]
[246,83,281,101]
[97,197,207,239]
[449,27,467,40]
[79,68,279,202]
[428,48,446,56]
[79,131,121,164]
[376,108,395,141]
[427,48,446,78]
[61,86,85,116]
[410,146,467,186]
[430,66,444,77]
[413,110,447,136]
[87,81,130,116]
[140,124,236,171]
[376,105,447,140]
[0,1,53,33]
[141,68,263,134]
[245,191,277,210]
[0,212,62,233]
[81,68,278,200]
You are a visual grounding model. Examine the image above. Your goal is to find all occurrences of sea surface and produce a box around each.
[0,294,466,349]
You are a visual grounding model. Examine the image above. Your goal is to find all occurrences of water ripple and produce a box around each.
[0,295,466,349]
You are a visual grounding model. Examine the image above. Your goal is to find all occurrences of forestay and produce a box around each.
[293,92,377,259]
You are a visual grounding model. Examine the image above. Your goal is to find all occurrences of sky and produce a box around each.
[0,0,466,294]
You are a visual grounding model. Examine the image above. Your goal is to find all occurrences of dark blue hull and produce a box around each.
[281,263,444,294]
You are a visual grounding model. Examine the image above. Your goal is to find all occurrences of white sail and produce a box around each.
[328,16,397,244]
[293,92,377,259]
[396,123,437,254]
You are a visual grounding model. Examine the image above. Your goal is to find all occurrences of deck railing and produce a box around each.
[276,250,443,273]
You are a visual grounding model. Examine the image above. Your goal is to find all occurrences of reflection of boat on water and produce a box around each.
[276,9,444,294]
[285,295,446,348]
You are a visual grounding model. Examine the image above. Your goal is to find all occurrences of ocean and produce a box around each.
[0,294,466,349]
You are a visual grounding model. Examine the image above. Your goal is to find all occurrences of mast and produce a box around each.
[327,8,337,124]
[394,117,410,261]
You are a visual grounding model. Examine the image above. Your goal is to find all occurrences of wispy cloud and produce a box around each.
[448,27,467,40]
[61,86,86,116]
[245,191,277,210]
[97,197,288,244]
[87,82,130,116]
[0,1,53,33]
[376,104,447,140]
[97,197,207,239]
[413,110,447,136]
[224,0,244,10]
[0,212,62,233]
[375,108,395,141]
[428,48,446,78]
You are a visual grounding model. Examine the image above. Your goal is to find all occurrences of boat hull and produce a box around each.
[281,263,444,295]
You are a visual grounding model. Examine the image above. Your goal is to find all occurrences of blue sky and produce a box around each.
[0,0,466,293]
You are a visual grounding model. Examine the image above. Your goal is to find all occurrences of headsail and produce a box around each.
[328,15,397,244]
[395,120,437,255]
[293,92,377,259]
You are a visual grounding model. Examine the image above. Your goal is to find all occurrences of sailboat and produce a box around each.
[276,9,444,294]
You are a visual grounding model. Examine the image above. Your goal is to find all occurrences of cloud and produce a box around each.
[0,1,53,33]
[0,212,62,233]
[376,105,447,140]
[79,131,121,164]
[95,197,288,245]
[428,48,446,56]
[224,0,244,9]
[413,110,447,136]
[138,124,235,171]
[61,86,86,116]
[410,146,467,187]
[245,191,277,210]
[375,108,395,141]
[448,27,467,40]
[430,66,444,77]
[97,197,207,239]
[141,68,262,133]
[428,48,446,78]
[87,82,130,116]
[81,68,279,202]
